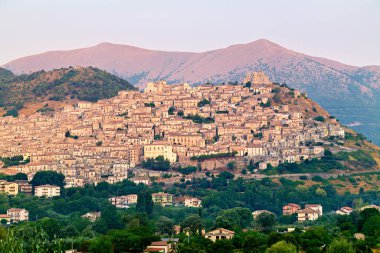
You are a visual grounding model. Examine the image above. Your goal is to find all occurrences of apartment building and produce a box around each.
[34,184,60,197]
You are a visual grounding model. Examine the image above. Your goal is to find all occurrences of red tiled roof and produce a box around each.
[151,241,168,246]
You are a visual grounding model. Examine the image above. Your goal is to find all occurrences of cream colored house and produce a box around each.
[144,141,177,162]
[144,241,171,253]
[184,197,202,208]
[109,194,138,208]
[0,180,19,195]
[336,206,353,215]
[305,204,323,216]
[7,208,29,222]
[152,192,173,206]
[205,228,235,242]
[0,214,11,224]
[252,210,273,220]
[297,208,319,221]
[34,184,60,198]
[131,177,150,185]
[81,211,101,222]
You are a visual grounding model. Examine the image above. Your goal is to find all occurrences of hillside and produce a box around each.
[3,39,380,144]
[0,66,137,115]
[0,67,16,83]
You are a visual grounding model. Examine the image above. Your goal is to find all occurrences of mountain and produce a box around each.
[0,66,136,111]
[3,39,380,144]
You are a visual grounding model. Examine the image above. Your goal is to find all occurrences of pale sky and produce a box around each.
[0,0,379,66]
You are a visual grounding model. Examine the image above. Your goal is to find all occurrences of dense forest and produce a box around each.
[0,170,379,252]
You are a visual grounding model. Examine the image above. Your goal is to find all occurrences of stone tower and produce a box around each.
[244,71,271,85]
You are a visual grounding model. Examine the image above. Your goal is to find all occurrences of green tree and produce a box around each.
[101,205,122,230]
[31,171,65,188]
[353,239,372,253]
[300,227,331,252]
[0,229,24,253]
[208,239,234,253]
[181,214,202,235]
[156,216,175,236]
[327,238,354,253]
[316,188,327,197]
[362,215,380,236]
[177,110,184,117]
[89,236,113,253]
[137,189,154,215]
[227,162,235,170]
[108,230,141,253]
[36,218,62,239]
[62,225,79,238]
[267,232,283,247]
[93,219,108,234]
[218,171,234,180]
[142,156,171,171]
[256,212,276,232]
[168,106,175,115]
[177,236,212,253]
[313,116,325,122]
[3,109,19,117]
[198,99,211,107]
[215,207,253,230]
[242,234,261,253]
[266,240,297,253]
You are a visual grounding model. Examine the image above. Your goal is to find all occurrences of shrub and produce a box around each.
[197,99,211,107]
[144,102,155,107]
[313,116,325,122]
[190,152,238,162]
[312,176,326,183]
[3,109,18,117]
[168,107,175,115]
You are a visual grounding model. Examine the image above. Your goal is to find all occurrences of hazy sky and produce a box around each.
[1,0,379,66]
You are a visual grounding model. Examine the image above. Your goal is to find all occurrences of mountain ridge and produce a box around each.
[5,39,370,76]
[3,39,380,144]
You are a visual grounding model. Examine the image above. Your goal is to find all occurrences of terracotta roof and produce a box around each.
[7,208,26,212]
[298,208,318,214]
[151,241,168,246]
[207,228,235,234]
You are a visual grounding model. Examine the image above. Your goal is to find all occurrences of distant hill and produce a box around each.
[3,39,380,144]
[0,66,136,111]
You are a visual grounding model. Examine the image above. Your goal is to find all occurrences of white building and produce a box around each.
[7,208,29,222]
[131,177,150,185]
[109,194,138,208]
[184,197,202,208]
[336,206,353,215]
[297,204,323,222]
[34,184,60,198]
[81,212,101,222]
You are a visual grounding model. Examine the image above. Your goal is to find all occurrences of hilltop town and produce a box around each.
[0,72,347,187]
[0,70,378,253]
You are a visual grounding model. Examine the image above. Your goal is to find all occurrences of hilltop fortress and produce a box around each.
[0,72,345,186]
